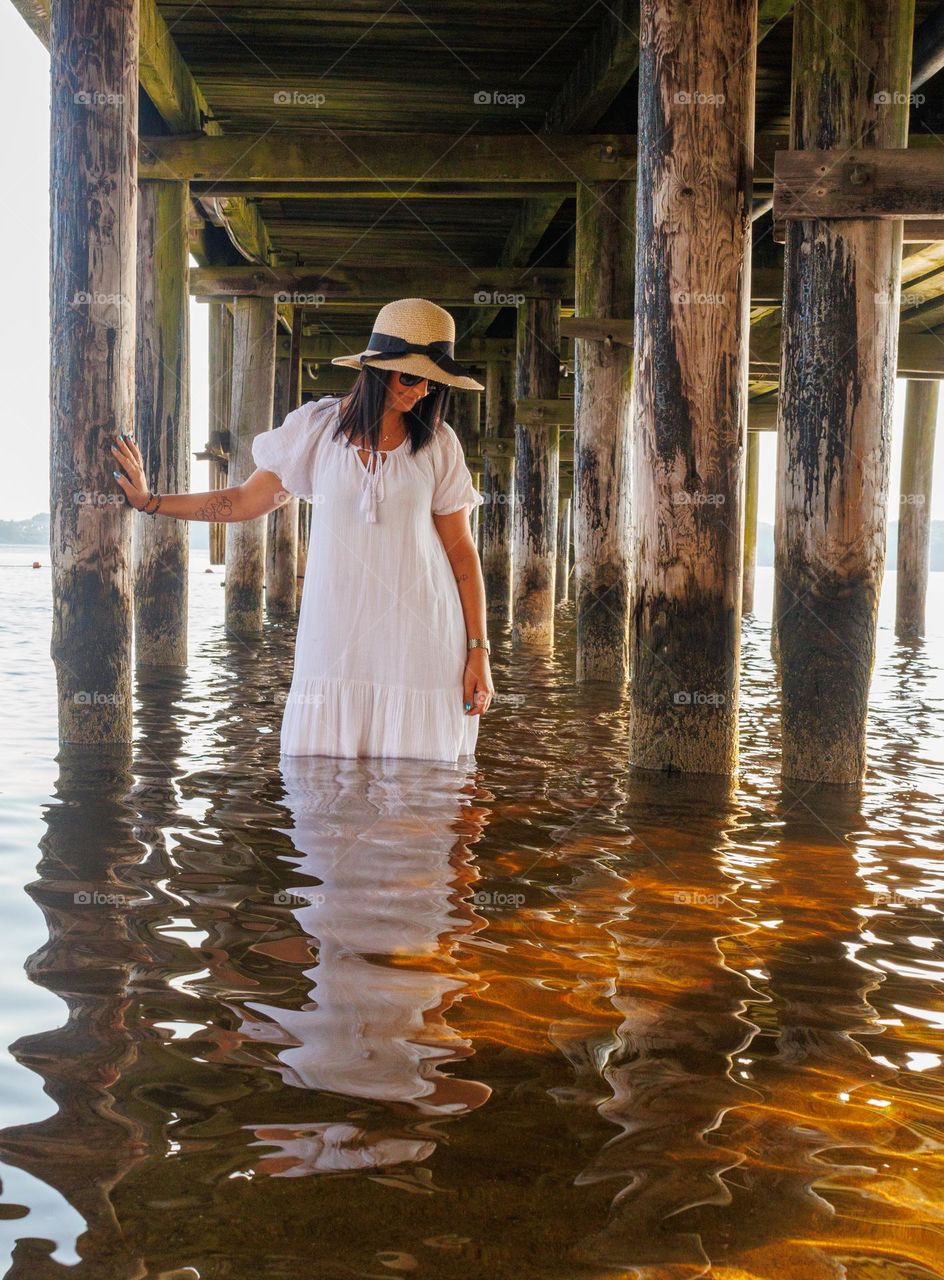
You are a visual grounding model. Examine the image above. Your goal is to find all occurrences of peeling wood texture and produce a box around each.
[134,179,190,665]
[49,0,139,743]
[775,0,914,784]
[225,297,276,634]
[512,297,561,644]
[627,0,756,775]
[574,180,634,684]
[895,378,938,638]
[482,361,515,621]
[742,431,760,615]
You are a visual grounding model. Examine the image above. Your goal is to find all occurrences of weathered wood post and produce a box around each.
[775,0,914,782]
[512,296,561,644]
[134,180,190,665]
[574,180,634,681]
[896,379,938,639]
[556,490,572,604]
[225,297,276,634]
[49,0,139,742]
[296,500,310,596]
[208,303,233,566]
[742,430,760,616]
[628,0,756,775]
[482,360,515,619]
[265,310,301,615]
[452,387,482,541]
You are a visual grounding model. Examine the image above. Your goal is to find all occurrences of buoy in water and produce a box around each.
[32,561,41,569]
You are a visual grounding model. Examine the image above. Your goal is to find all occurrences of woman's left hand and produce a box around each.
[463,649,494,716]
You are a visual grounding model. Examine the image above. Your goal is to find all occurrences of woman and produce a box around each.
[112,297,495,764]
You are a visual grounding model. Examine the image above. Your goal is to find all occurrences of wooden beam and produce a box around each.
[140,132,637,184]
[775,147,944,221]
[191,266,572,301]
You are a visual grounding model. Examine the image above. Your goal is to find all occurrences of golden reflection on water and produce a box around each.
[0,587,943,1279]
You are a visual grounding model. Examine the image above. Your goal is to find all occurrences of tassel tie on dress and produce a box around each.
[358,448,386,524]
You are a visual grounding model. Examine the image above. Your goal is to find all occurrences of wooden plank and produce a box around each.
[190,265,572,301]
[139,131,637,183]
[514,398,575,426]
[775,147,944,220]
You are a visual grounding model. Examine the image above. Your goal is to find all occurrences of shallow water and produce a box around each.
[1,547,943,1279]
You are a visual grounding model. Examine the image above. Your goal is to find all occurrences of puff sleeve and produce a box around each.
[252,403,319,500]
[431,422,485,516]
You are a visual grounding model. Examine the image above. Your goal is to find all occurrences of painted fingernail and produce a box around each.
[112,470,121,478]
[464,702,472,711]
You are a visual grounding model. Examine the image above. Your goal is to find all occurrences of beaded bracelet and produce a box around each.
[142,492,162,516]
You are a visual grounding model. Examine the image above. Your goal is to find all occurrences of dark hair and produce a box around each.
[328,367,452,454]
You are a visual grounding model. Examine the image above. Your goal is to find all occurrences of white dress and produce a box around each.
[252,394,486,762]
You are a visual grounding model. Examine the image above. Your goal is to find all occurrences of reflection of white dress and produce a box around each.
[252,395,485,763]
[235,755,491,1175]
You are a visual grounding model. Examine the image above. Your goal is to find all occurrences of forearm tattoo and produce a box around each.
[194,495,234,522]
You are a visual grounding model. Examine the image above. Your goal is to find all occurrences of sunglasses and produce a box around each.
[397,371,443,392]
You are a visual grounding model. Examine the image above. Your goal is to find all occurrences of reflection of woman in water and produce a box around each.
[225,756,491,1176]
[111,298,495,763]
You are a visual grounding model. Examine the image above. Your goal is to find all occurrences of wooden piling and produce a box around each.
[49,0,139,742]
[482,361,515,620]
[208,303,232,566]
[574,180,633,682]
[556,492,572,605]
[896,379,938,639]
[225,297,276,634]
[134,179,190,665]
[742,431,760,616]
[265,355,299,616]
[627,0,756,775]
[775,0,914,782]
[512,296,561,644]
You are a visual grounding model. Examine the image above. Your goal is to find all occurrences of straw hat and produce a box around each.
[330,298,484,391]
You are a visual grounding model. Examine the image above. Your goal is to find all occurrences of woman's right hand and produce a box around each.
[110,432,150,510]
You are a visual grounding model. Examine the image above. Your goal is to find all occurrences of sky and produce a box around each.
[1,3,942,529]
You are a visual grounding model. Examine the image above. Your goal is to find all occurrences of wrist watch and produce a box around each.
[467,637,491,655]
